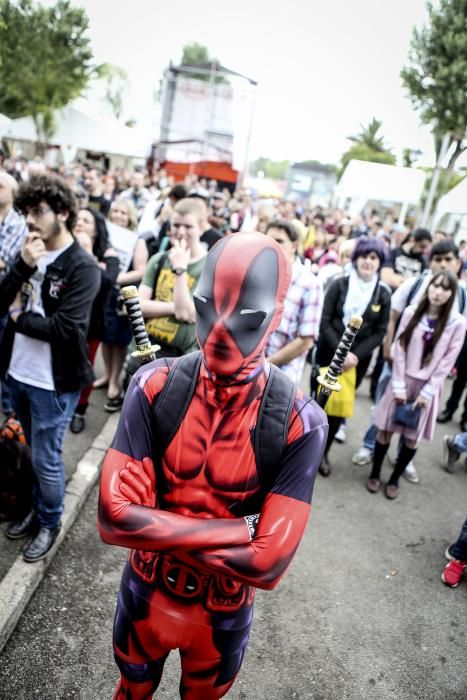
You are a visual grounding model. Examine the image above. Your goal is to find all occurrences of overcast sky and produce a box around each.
[72,0,437,166]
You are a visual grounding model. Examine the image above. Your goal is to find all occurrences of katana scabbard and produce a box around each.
[120,285,160,364]
[316,315,363,409]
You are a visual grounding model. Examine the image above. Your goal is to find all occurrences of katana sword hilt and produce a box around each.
[316,314,363,409]
[120,285,160,363]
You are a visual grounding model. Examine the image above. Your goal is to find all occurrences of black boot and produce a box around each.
[6,510,39,540]
[369,441,390,481]
[386,443,418,499]
[319,454,331,477]
[70,404,87,434]
[23,524,61,562]
[437,409,453,424]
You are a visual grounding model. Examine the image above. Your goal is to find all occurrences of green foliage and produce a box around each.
[294,160,337,174]
[249,157,290,180]
[347,118,389,152]
[180,42,226,83]
[419,167,466,211]
[339,119,396,178]
[401,0,467,168]
[250,158,337,180]
[0,0,94,147]
[182,42,211,65]
[402,147,423,167]
[98,63,129,120]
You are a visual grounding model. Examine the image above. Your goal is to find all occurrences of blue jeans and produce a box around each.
[450,516,467,561]
[453,432,467,454]
[7,376,79,529]
[362,362,393,451]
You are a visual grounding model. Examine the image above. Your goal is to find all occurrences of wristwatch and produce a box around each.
[174,267,187,276]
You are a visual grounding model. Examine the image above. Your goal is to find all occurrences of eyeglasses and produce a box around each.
[27,205,52,218]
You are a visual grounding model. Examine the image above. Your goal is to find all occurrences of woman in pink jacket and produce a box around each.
[367,271,466,499]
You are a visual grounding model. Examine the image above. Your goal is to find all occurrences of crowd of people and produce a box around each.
[0,156,466,588]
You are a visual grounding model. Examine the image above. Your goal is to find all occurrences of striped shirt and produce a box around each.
[266,258,323,383]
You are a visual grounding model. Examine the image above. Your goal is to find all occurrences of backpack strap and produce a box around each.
[406,273,425,305]
[152,350,202,458]
[457,284,466,315]
[253,364,296,486]
[151,356,295,510]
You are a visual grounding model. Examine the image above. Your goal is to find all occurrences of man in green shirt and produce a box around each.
[139,198,208,356]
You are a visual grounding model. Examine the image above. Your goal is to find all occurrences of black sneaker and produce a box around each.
[442,435,460,473]
[104,396,123,413]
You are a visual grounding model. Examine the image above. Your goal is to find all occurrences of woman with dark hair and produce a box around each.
[70,208,120,433]
[368,271,466,499]
[316,236,391,475]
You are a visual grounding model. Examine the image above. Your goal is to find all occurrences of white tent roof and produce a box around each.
[1,105,150,159]
[335,160,425,204]
[0,113,12,133]
[433,176,467,222]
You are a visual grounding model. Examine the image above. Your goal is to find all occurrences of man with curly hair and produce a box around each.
[0,173,100,562]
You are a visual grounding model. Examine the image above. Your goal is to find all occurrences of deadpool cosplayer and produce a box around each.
[98,232,328,699]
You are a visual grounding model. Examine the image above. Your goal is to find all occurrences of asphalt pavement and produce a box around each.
[0,373,466,699]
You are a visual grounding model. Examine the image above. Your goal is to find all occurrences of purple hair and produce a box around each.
[351,236,387,269]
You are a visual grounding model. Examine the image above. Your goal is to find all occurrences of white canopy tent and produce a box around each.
[432,176,467,242]
[334,160,426,224]
[1,104,150,164]
[433,177,467,225]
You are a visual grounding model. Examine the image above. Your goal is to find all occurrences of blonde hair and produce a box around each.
[112,197,138,230]
[173,197,207,226]
[338,238,355,263]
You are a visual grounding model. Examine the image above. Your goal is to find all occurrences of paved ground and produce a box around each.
[0,375,466,699]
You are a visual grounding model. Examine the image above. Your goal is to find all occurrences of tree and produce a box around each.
[182,42,211,65]
[402,147,423,168]
[180,42,226,83]
[0,0,94,152]
[249,157,290,180]
[98,63,129,121]
[419,167,466,213]
[347,118,389,152]
[401,0,467,171]
[339,119,396,177]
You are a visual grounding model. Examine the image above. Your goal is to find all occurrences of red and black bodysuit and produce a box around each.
[98,233,328,699]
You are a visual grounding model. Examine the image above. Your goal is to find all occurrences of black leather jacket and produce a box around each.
[0,240,100,394]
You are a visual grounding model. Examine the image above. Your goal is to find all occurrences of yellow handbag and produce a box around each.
[318,366,357,418]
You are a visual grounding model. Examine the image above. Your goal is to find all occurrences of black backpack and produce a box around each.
[0,420,33,521]
[151,351,297,515]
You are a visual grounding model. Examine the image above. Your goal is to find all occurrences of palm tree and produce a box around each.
[347,118,387,153]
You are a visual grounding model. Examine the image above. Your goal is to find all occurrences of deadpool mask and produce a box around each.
[194,232,291,382]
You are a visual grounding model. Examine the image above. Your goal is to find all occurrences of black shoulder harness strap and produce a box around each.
[152,350,203,458]
[253,364,296,483]
[152,353,296,480]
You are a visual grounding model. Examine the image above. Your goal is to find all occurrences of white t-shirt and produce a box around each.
[9,244,72,390]
[391,271,467,320]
